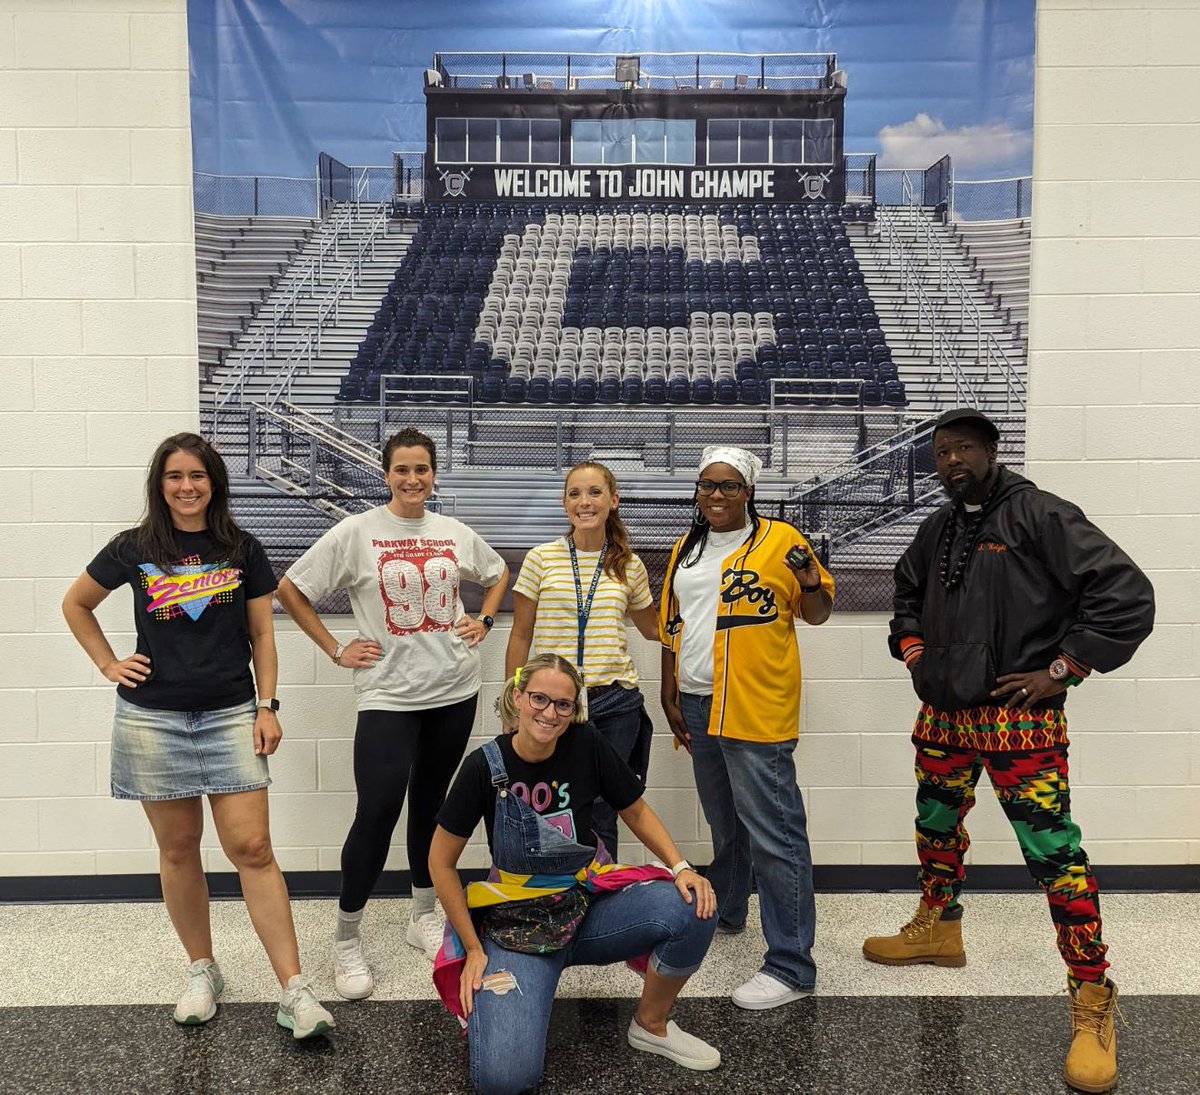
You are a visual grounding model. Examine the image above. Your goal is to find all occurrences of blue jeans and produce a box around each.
[681,692,817,993]
[585,685,649,860]
[468,879,715,1095]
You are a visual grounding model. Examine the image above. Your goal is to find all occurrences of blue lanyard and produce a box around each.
[568,537,608,668]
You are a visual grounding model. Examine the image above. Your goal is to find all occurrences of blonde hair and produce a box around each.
[498,653,588,727]
[563,461,633,584]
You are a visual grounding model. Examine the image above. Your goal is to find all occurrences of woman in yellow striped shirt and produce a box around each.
[506,462,660,860]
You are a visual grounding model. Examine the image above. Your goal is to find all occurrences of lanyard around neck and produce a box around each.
[568,537,608,667]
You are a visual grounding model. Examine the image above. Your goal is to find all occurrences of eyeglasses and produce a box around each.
[526,691,577,717]
[695,479,746,497]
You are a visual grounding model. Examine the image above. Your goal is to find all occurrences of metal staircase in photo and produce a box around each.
[195,213,321,379]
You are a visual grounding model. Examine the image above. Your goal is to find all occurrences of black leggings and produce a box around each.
[339,694,477,912]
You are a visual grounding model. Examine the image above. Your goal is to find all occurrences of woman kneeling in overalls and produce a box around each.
[430,653,720,1095]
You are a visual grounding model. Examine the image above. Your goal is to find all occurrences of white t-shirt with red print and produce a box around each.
[286,506,506,712]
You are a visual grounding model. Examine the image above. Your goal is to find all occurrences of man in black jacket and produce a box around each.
[862,407,1154,1094]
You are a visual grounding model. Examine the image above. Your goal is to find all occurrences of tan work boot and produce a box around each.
[1064,979,1121,1093]
[862,900,966,967]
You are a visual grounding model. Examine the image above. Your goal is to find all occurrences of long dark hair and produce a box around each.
[665,482,763,599]
[121,433,245,572]
[563,461,633,584]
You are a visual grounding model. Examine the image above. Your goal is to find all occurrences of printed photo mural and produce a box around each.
[189,0,1034,610]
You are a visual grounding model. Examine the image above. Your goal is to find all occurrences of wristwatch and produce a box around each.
[670,860,693,879]
[1048,658,1070,682]
[257,698,280,712]
[481,615,495,630]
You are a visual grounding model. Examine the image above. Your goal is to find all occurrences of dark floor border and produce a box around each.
[3,863,1197,903]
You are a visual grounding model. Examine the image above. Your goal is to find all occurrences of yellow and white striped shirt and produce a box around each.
[514,537,653,688]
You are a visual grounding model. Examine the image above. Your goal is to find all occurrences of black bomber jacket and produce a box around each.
[889,466,1156,711]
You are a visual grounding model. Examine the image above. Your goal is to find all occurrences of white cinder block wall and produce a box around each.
[0,0,1196,880]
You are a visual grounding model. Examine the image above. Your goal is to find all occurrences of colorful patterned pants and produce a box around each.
[912,704,1108,983]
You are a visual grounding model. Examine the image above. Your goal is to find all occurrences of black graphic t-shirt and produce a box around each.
[87,529,277,712]
[437,724,644,856]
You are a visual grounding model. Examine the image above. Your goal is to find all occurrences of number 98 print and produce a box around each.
[378,550,460,634]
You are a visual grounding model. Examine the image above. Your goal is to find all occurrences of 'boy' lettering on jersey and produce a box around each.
[718,566,779,626]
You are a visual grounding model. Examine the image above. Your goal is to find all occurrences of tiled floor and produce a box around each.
[2,894,1198,1094]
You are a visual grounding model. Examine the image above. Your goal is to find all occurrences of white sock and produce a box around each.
[335,906,364,943]
[411,885,437,919]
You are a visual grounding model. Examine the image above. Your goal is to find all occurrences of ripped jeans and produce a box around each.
[468,879,714,1095]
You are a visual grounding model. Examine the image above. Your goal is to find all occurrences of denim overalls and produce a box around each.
[483,738,596,877]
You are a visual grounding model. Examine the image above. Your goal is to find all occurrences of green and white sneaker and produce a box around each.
[277,975,335,1040]
[173,958,224,1025]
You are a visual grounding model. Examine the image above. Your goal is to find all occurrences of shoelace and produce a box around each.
[287,976,322,1010]
[183,966,216,998]
[335,940,370,977]
[415,912,443,950]
[1066,989,1127,1047]
[900,911,938,941]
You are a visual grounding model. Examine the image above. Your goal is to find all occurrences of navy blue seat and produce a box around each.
[667,376,691,404]
[480,374,503,403]
[503,375,527,403]
[550,376,574,405]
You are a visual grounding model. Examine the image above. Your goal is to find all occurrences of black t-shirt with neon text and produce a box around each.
[437,724,643,856]
[86,529,277,712]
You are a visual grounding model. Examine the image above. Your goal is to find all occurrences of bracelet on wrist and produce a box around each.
[670,860,693,879]
[332,641,347,665]
[800,582,823,595]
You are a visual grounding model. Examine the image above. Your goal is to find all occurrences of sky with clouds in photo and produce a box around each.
[188,0,1034,182]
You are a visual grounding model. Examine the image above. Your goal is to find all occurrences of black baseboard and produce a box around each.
[2,864,1197,904]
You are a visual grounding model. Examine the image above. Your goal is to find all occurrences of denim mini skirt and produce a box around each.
[110,696,271,801]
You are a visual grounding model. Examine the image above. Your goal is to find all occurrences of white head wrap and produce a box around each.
[699,445,763,487]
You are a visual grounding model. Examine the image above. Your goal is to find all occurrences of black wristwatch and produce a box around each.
[481,615,495,630]
[257,698,280,712]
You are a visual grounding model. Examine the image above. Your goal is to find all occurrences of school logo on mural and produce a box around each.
[795,168,832,200]
[438,167,472,197]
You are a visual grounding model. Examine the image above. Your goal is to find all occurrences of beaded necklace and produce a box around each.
[937,477,1000,591]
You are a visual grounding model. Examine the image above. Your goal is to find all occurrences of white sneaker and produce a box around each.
[732,971,814,1010]
[405,910,444,960]
[333,937,374,1000]
[627,1016,721,1071]
[173,958,224,1025]
[277,975,335,1039]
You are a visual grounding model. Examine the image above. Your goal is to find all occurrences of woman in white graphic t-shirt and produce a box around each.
[278,427,509,1001]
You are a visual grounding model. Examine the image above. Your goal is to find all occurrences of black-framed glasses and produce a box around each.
[695,479,746,497]
[526,691,577,717]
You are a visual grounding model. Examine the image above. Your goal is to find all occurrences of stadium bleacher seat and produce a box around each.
[344,202,898,407]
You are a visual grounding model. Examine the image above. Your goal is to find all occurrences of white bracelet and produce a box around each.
[670,860,692,879]
[332,641,347,665]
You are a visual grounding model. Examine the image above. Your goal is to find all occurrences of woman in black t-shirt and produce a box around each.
[62,433,334,1039]
[430,653,721,1093]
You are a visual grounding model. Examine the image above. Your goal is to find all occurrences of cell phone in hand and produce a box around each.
[785,546,812,571]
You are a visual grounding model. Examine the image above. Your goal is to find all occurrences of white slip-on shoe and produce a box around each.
[405,910,444,961]
[173,958,224,1025]
[627,1016,721,1071]
[332,937,374,1000]
[277,976,335,1040]
[731,971,814,1010]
